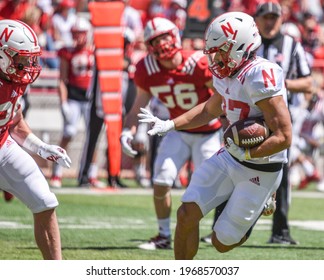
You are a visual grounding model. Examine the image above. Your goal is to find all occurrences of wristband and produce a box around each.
[22,133,45,154]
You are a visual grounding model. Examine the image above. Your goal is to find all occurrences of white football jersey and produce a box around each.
[213,56,288,164]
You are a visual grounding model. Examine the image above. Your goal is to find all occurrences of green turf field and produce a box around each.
[1,179,324,260]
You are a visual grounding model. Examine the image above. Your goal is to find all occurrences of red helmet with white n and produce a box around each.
[204,12,261,79]
[71,16,92,48]
[144,17,182,60]
[0,19,41,84]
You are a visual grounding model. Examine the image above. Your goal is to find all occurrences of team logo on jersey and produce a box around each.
[249,176,260,186]
[225,88,229,94]
[11,91,18,98]
[261,69,276,88]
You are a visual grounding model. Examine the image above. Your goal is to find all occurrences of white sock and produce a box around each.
[52,163,63,177]
[88,163,98,179]
[301,160,315,177]
[158,218,171,237]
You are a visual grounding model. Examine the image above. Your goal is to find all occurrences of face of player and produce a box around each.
[255,13,282,40]
[72,31,88,48]
[10,54,41,84]
[206,48,236,78]
[149,33,178,60]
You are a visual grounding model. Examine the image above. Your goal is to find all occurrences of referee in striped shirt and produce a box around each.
[255,1,313,245]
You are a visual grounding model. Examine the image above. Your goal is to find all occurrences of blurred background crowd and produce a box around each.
[0,0,323,193]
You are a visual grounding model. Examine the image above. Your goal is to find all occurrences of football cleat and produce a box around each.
[50,176,62,188]
[268,230,299,245]
[108,176,128,189]
[298,171,321,190]
[88,178,106,189]
[138,234,171,250]
[3,191,14,202]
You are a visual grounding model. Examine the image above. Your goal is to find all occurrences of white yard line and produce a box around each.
[51,187,324,199]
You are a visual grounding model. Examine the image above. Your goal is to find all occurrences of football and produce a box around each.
[223,117,270,148]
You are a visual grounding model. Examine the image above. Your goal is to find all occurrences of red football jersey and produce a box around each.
[0,79,26,147]
[58,47,94,90]
[134,50,221,133]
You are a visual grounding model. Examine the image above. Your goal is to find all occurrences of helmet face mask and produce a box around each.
[204,12,261,78]
[0,19,41,84]
[10,53,41,84]
[148,32,179,60]
[144,17,182,60]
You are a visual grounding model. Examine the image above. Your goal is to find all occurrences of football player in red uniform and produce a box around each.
[121,17,223,250]
[0,19,71,259]
[138,12,292,258]
[49,17,104,189]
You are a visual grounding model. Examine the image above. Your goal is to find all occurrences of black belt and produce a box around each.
[231,155,283,172]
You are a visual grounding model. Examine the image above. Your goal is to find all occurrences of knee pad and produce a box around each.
[63,125,77,138]
[214,200,254,246]
[30,192,59,214]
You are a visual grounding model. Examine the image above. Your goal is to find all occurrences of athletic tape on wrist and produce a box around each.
[22,133,45,154]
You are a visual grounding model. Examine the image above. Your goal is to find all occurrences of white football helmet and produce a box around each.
[144,17,182,60]
[204,12,262,79]
[0,19,41,84]
[71,17,92,47]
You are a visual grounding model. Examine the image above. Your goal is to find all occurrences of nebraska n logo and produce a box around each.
[0,28,14,42]
[221,22,238,39]
[262,68,276,88]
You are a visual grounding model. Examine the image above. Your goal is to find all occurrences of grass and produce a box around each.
[0,179,324,260]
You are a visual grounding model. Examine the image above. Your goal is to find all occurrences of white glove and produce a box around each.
[120,129,138,158]
[138,107,174,136]
[61,102,73,123]
[22,133,71,168]
[37,144,72,168]
[226,137,251,162]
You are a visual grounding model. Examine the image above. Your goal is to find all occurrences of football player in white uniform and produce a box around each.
[0,19,71,259]
[138,12,292,258]
[121,17,223,250]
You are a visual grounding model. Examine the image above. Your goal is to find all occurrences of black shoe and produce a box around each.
[267,230,299,245]
[108,176,128,188]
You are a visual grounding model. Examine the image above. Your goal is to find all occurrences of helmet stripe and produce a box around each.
[16,20,37,46]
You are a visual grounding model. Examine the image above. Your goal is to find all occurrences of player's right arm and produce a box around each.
[139,90,224,136]
[172,90,223,130]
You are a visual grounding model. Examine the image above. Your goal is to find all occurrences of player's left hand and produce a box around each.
[37,144,72,168]
[225,138,251,161]
[138,108,174,136]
